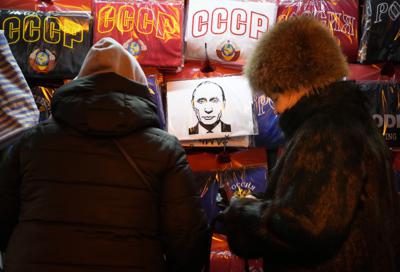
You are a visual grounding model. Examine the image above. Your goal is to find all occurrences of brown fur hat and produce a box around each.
[245,16,349,96]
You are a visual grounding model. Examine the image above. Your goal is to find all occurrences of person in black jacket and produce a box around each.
[222,16,400,271]
[0,37,209,272]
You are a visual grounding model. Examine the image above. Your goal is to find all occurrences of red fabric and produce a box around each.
[187,148,267,172]
[393,152,400,171]
[210,234,264,272]
[93,0,184,68]
[164,61,242,82]
[277,0,359,63]
[0,0,92,11]
[348,64,400,81]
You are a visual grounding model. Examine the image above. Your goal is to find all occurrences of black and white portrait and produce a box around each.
[189,81,231,135]
[167,76,255,141]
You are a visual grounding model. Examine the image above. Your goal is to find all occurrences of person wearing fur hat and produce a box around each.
[0,37,209,272]
[222,16,400,271]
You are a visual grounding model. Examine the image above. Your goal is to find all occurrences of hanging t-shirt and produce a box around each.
[167,75,256,141]
[147,75,166,130]
[31,86,56,122]
[358,81,400,149]
[187,148,269,227]
[185,0,278,67]
[254,93,285,149]
[93,0,184,68]
[358,0,400,63]
[277,0,359,63]
[0,9,92,79]
[0,0,92,11]
[0,30,39,147]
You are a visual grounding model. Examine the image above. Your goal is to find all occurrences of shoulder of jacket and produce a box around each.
[144,127,180,145]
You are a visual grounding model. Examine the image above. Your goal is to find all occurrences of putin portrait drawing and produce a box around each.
[189,81,231,135]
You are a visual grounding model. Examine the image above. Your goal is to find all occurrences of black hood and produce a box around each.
[51,73,160,136]
[279,81,372,139]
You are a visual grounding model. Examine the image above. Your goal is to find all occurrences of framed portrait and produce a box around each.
[167,75,255,140]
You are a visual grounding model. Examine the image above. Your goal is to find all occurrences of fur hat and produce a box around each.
[245,16,348,96]
[77,37,147,85]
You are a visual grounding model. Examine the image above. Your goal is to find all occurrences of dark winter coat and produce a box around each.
[0,73,209,272]
[223,81,400,271]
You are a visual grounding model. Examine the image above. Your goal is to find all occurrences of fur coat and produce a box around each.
[223,81,400,271]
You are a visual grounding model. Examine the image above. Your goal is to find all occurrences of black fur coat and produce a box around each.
[223,81,400,271]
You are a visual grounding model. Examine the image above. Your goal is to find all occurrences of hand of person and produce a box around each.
[219,197,265,259]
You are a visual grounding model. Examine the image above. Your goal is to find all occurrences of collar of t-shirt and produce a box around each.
[199,122,223,134]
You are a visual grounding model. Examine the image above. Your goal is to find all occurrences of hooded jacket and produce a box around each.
[223,81,400,271]
[0,38,208,272]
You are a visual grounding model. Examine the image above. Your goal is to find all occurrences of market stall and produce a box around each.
[0,0,399,271]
